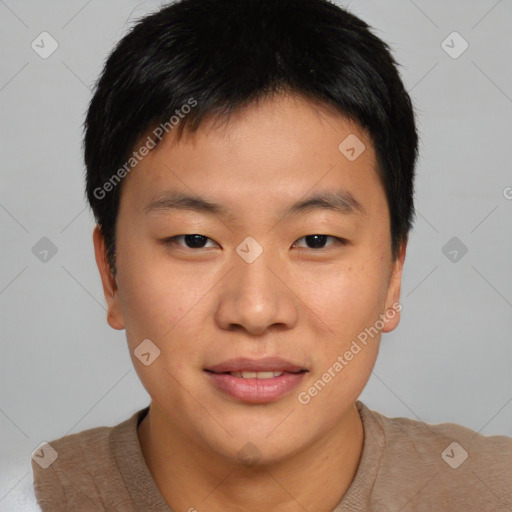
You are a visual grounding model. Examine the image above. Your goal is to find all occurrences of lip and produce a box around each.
[205,370,307,403]
[205,356,307,373]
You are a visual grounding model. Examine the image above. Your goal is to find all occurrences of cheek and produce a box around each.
[300,265,385,413]
[117,254,212,379]
[301,258,388,335]
[118,264,199,401]
[116,246,184,345]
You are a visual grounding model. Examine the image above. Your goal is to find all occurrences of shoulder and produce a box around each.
[31,408,147,511]
[31,424,111,510]
[357,402,512,510]
[364,402,512,465]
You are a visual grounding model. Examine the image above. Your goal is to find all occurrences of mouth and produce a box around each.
[204,369,307,379]
[203,357,309,403]
[205,356,308,375]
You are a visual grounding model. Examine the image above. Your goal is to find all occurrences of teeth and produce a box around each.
[229,371,284,379]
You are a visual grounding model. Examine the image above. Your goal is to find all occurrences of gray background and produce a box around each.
[1,0,511,508]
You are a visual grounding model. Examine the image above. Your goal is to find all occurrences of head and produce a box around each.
[85,0,418,463]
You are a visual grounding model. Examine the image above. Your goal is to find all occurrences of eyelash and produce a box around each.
[162,234,347,251]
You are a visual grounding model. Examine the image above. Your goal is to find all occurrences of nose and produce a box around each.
[214,246,298,336]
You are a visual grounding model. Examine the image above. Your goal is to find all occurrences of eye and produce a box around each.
[163,234,218,249]
[162,234,346,251]
[292,234,346,250]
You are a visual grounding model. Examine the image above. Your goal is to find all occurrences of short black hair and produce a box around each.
[84,0,419,276]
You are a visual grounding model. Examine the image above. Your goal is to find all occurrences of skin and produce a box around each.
[93,92,406,512]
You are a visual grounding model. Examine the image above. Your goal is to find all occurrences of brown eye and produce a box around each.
[293,235,345,250]
[163,234,218,249]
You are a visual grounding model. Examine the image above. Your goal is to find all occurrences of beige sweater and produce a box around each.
[31,401,512,511]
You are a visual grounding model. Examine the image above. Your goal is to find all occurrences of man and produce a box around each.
[31,0,512,510]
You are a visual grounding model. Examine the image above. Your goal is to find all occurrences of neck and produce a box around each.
[138,402,364,512]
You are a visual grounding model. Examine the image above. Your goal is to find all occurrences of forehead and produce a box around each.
[119,94,385,223]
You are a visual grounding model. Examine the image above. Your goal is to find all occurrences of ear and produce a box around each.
[381,239,407,333]
[92,225,125,330]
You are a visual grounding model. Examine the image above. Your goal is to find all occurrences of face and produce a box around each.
[94,93,406,464]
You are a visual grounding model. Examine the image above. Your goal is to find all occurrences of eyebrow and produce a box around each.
[144,189,366,218]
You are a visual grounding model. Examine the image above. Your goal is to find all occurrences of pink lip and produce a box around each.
[205,370,307,404]
[206,356,307,373]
